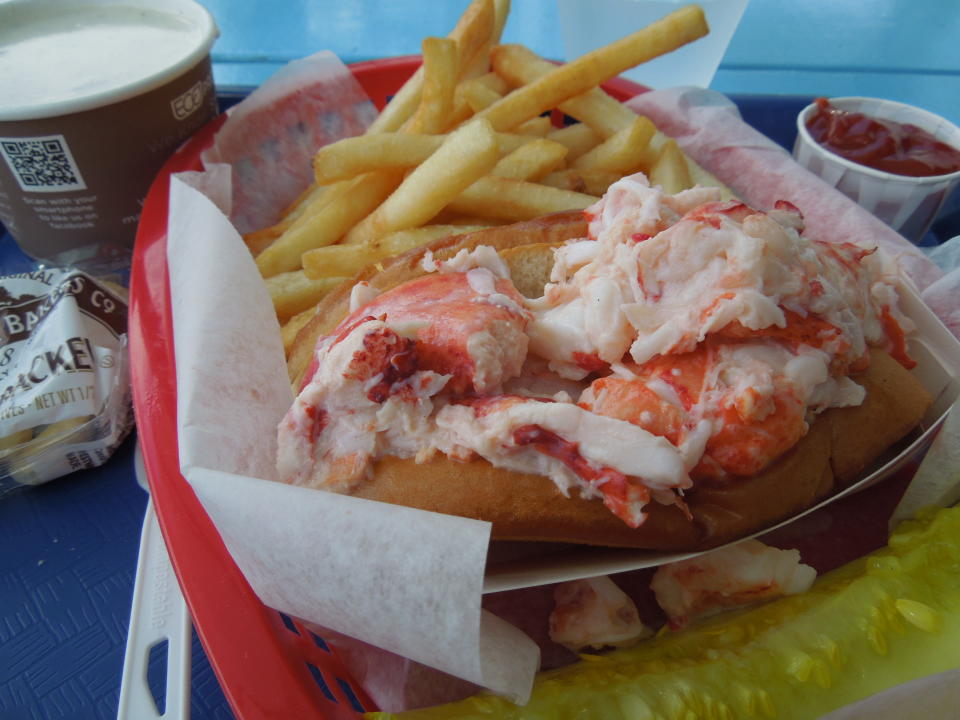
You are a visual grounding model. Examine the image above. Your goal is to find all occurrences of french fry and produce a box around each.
[452,0,511,86]
[313,134,444,184]
[446,176,596,221]
[546,123,602,161]
[490,42,723,188]
[496,132,535,154]
[378,224,489,252]
[542,168,621,196]
[273,182,329,234]
[343,118,500,245]
[404,37,459,134]
[448,72,500,128]
[363,68,423,134]
[649,137,694,194]
[312,131,538,187]
[514,115,553,137]
[448,0,496,67]
[557,86,638,140]
[303,224,489,280]
[243,183,328,256]
[640,131,734,196]
[302,244,384,279]
[277,178,352,237]
[477,5,708,131]
[430,211,507,226]
[256,171,403,277]
[244,225,286,257]
[437,0,510,132]
[572,116,656,173]
[366,0,495,133]
[254,0,729,329]
[444,100,478,131]
[250,178,353,262]
[266,270,349,320]
[262,0,494,260]
[281,307,317,355]
[491,44,637,139]
[451,71,510,122]
[280,180,329,223]
[490,139,568,181]
[460,78,504,113]
[474,71,510,95]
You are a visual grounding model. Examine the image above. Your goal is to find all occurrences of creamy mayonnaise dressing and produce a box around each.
[277,173,912,527]
[348,281,380,313]
[421,245,512,278]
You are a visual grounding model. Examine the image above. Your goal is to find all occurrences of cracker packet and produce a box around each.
[0,267,132,494]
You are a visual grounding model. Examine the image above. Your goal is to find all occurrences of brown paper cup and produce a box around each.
[0,0,219,274]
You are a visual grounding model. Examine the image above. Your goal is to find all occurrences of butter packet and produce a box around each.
[0,268,132,493]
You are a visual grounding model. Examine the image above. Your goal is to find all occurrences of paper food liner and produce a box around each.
[200,50,378,234]
[164,54,960,710]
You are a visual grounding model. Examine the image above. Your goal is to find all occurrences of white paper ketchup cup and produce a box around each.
[0,0,219,274]
[793,97,960,244]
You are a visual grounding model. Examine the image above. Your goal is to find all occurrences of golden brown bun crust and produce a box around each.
[823,349,933,485]
[288,214,932,550]
[352,350,928,550]
[356,454,703,550]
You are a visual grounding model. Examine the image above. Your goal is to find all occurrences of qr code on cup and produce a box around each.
[0,135,86,193]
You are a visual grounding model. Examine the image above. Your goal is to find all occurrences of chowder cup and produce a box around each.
[0,0,219,273]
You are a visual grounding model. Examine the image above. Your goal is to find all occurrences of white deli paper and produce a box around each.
[891,390,960,525]
[166,55,540,703]
[200,50,378,234]
[162,52,960,709]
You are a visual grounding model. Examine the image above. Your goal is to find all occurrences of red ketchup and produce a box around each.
[806,98,960,177]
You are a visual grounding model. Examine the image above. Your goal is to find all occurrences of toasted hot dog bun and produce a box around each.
[350,350,925,550]
[287,214,932,550]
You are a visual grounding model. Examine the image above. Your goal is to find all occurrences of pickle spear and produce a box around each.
[370,505,960,719]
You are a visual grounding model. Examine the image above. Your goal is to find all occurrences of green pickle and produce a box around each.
[369,505,960,720]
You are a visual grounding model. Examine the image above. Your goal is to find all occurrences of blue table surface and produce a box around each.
[2,2,959,719]
[201,0,960,127]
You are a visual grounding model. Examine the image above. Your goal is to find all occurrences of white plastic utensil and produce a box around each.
[117,442,192,719]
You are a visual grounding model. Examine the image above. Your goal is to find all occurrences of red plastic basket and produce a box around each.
[129,57,648,719]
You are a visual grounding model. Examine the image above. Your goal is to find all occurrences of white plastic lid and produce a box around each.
[0,0,219,121]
